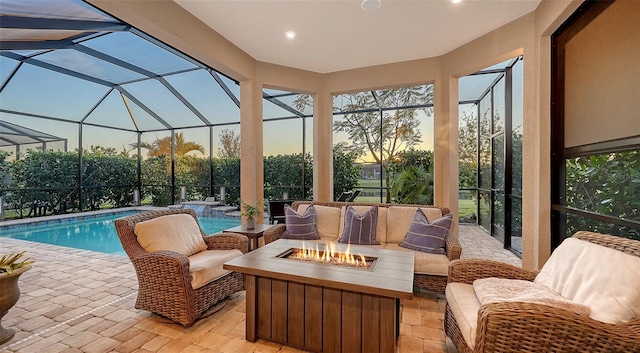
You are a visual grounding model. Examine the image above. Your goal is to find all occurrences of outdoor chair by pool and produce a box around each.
[445,231,640,353]
[114,209,248,327]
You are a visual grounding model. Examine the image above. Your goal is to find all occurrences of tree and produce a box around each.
[0,151,11,190]
[217,129,241,158]
[334,86,432,202]
[86,145,117,156]
[332,144,361,200]
[389,165,433,205]
[133,132,204,157]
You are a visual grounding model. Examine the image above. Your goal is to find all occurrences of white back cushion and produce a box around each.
[534,237,640,323]
[135,214,207,256]
[386,206,443,243]
[297,204,341,239]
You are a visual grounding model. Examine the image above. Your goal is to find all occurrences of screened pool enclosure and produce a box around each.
[1,1,531,259]
[1,0,450,219]
[0,0,319,216]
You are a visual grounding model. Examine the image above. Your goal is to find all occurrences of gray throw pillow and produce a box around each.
[338,205,380,245]
[282,205,320,240]
[399,210,452,254]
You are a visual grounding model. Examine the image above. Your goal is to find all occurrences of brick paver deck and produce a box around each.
[1,224,519,353]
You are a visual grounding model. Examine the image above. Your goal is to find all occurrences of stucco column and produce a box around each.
[240,79,264,223]
[313,90,334,201]
[523,35,551,270]
[433,76,460,221]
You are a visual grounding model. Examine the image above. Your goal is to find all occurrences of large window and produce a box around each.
[458,57,524,256]
[551,0,640,246]
[332,85,434,203]
[0,0,304,218]
[263,89,313,201]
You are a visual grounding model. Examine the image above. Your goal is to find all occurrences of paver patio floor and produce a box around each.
[1,224,519,353]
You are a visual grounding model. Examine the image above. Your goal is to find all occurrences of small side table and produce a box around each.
[223,223,273,252]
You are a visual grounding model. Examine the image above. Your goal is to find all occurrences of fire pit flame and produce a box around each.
[281,242,375,270]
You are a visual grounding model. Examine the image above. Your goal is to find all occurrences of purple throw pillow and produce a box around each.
[282,205,320,240]
[338,205,380,245]
[399,210,452,254]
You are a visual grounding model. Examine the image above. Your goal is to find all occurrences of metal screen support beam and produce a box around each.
[209,126,214,197]
[116,87,172,129]
[137,132,142,205]
[157,77,212,126]
[78,124,83,212]
[0,52,115,87]
[209,70,240,108]
[0,61,23,93]
[0,16,128,31]
[263,93,305,118]
[80,88,113,123]
[0,40,74,51]
[171,130,176,205]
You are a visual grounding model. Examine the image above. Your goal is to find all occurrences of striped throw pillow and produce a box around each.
[338,205,380,245]
[399,210,452,254]
[282,205,320,240]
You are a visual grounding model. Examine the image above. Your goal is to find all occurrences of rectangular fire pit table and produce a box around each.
[223,239,414,353]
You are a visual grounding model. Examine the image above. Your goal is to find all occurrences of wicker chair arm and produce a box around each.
[131,250,192,287]
[264,224,286,244]
[204,233,249,253]
[476,302,640,352]
[446,233,462,261]
[448,259,538,284]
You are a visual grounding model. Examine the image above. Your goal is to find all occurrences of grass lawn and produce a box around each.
[357,179,386,188]
[459,199,476,218]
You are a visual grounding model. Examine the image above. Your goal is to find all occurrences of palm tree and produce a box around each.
[133,133,204,157]
[389,165,434,205]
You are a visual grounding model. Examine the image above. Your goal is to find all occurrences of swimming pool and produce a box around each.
[0,211,240,256]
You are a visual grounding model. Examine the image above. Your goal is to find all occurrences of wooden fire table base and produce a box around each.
[245,275,399,353]
[224,239,414,353]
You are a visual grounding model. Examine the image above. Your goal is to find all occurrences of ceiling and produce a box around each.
[175,0,541,74]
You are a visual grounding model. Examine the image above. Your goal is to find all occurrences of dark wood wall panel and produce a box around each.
[257,277,272,338]
[323,287,342,353]
[305,285,323,352]
[362,294,381,353]
[271,279,288,342]
[287,282,305,347]
[341,291,362,353]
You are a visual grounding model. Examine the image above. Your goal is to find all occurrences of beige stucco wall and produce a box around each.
[89,0,587,269]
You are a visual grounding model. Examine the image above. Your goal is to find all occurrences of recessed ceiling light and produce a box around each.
[285,31,296,39]
[451,0,462,3]
[361,0,381,12]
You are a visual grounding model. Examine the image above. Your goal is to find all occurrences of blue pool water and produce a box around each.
[0,211,240,256]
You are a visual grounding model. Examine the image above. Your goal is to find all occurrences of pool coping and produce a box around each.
[0,206,167,231]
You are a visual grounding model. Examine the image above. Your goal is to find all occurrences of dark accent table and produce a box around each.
[223,223,274,251]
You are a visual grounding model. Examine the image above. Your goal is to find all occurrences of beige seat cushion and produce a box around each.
[446,283,480,349]
[188,249,243,289]
[386,206,443,243]
[135,214,207,256]
[384,243,449,275]
[534,237,640,324]
[338,206,388,243]
[297,204,341,239]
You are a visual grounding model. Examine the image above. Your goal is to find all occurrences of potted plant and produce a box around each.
[240,199,263,230]
[0,251,34,344]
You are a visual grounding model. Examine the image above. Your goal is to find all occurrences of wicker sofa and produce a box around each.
[114,209,248,327]
[263,201,462,293]
[445,231,640,353]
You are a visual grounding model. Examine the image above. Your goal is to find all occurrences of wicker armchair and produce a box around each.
[263,201,462,293]
[445,231,640,353]
[114,209,248,327]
